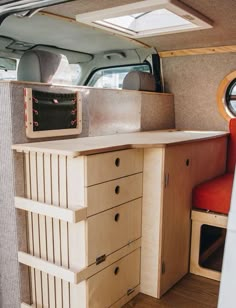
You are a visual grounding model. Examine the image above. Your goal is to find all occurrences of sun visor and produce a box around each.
[0,36,14,50]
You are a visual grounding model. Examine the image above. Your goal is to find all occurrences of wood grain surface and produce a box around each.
[124,274,219,308]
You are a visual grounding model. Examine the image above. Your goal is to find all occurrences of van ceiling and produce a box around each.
[46,0,236,51]
[0,13,141,56]
[0,0,234,63]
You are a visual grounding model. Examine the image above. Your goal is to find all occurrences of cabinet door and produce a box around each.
[160,144,192,296]
[159,137,227,296]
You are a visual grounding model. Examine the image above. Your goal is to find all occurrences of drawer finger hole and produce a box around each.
[115,157,120,167]
[114,266,120,275]
[115,185,120,194]
[114,213,120,222]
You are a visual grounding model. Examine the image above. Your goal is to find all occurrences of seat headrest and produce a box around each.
[17,50,72,84]
[122,71,156,92]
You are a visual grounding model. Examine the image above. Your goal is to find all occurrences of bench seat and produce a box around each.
[193,173,234,215]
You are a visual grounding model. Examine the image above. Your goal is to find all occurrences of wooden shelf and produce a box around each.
[12,130,228,157]
[15,197,86,223]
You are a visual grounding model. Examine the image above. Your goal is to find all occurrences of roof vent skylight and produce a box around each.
[76,0,212,38]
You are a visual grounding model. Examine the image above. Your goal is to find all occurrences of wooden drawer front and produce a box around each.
[85,149,143,186]
[88,248,140,308]
[87,199,142,265]
[86,173,143,216]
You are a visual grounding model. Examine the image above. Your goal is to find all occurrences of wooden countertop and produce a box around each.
[12,130,228,157]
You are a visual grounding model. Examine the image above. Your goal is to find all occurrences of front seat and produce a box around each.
[17,49,72,84]
[122,71,156,92]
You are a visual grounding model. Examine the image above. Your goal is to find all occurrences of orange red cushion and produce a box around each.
[227,118,236,173]
[193,173,234,214]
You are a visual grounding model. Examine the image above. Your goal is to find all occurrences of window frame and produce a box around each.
[225,78,236,117]
[84,61,152,88]
[217,71,236,120]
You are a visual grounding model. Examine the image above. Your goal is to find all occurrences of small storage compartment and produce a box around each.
[199,224,226,272]
[86,173,143,216]
[85,149,143,186]
[88,248,140,308]
[87,199,142,265]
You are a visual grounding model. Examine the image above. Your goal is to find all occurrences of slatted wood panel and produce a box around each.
[37,153,49,307]
[58,156,70,308]
[30,152,43,306]
[51,154,63,308]
[24,153,36,305]
[24,153,86,307]
[44,154,56,308]
[19,147,143,308]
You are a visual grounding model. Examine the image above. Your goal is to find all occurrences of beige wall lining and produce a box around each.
[162,52,236,131]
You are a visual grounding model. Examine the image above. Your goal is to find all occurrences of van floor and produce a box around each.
[124,274,220,308]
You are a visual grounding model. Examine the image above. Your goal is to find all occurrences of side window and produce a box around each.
[0,57,18,80]
[86,63,151,89]
[217,71,236,120]
[44,63,81,85]
[226,79,236,116]
[70,64,82,85]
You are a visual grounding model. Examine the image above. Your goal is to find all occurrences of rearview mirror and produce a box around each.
[0,57,17,71]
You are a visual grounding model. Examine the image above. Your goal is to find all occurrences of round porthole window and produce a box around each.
[226,79,236,116]
[217,71,236,120]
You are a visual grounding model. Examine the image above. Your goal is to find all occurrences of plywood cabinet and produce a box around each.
[15,148,143,308]
[141,137,227,298]
[13,131,228,306]
[160,144,193,296]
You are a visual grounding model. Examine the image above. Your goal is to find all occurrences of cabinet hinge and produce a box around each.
[164,173,169,188]
[162,261,166,274]
[127,288,135,296]
[96,254,106,265]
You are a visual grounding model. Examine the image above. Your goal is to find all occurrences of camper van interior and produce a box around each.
[0,0,235,307]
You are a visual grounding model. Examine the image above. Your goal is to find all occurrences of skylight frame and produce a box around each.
[76,0,213,39]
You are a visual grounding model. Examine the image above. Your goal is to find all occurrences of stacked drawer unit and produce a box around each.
[15,148,143,308]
